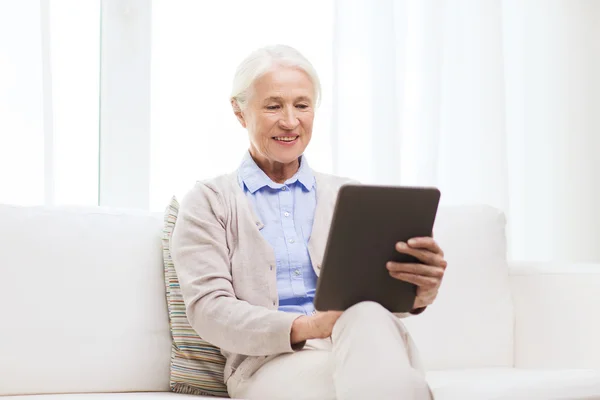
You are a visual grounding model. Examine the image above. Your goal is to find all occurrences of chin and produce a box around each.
[273,152,303,165]
[270,145,306,163]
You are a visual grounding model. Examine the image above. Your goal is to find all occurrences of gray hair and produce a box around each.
[230,44,322,112]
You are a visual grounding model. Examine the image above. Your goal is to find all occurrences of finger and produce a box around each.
[386,262,444,278]
[389,271,440,288]
[396,242,447,268]
[414,290,438,308]
[406,237,444,256]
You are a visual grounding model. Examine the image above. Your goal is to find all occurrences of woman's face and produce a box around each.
[235,66,315,167]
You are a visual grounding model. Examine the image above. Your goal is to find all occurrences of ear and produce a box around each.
[231,99,247,128]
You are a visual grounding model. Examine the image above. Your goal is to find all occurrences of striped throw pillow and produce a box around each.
[163,196,229,397]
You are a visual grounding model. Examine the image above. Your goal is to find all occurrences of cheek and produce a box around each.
[247,117,265,137]
[301,115,314,133]
[255,115,279,134]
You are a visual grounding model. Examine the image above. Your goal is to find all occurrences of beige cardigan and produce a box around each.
[171,170,414,388]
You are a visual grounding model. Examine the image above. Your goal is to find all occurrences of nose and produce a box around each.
[278,106,299,130]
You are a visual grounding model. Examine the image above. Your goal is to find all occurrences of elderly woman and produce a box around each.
[171,45,447,400]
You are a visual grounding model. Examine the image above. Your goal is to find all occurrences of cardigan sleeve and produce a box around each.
[171,182,306,356]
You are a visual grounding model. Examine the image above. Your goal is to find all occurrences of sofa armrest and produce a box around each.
[509,262,600,369]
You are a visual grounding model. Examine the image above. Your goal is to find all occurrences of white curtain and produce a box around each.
[149,0,335,211]
[0,0,100,207]
[333,0,600,263]
[0,1,47,205]
[4,0,598,263]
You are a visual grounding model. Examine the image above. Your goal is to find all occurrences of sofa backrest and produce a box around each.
[0,202,514,396]
[0,205,171,396]
[403,205,514,370]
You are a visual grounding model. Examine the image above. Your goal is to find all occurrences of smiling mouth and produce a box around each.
[273,136,299,142]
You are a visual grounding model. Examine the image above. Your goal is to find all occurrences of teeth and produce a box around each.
[274,136,298,142]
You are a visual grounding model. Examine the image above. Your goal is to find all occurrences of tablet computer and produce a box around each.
[313,184,441,313]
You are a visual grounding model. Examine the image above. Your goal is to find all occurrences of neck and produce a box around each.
[250,151,301,184]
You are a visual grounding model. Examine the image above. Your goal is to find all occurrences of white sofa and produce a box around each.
[1,203,600,400]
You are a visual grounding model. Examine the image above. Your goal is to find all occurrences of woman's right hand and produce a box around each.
[291,310,344,344]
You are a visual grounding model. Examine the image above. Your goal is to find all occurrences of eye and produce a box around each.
[266,105,280,110]
[296,104,309,109]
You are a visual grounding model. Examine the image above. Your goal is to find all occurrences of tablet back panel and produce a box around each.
[314,185,441,313]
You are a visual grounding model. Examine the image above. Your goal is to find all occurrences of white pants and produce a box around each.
[227,301,432,400]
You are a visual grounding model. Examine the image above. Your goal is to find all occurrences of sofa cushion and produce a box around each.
[162,197,229,397]
[403,205,514,370]
[4,369,598,400]
[427,368,600,399]
[0,393,224,400]
[0,204,172,396]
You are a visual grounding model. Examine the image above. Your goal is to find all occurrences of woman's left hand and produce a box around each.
[386,237,447,310]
